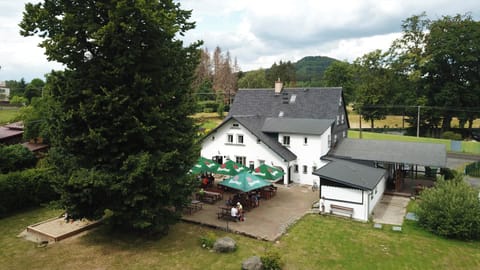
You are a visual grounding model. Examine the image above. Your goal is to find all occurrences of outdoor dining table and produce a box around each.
[204,191,222,201]
[191,200,203,210]
[217,206,231,219]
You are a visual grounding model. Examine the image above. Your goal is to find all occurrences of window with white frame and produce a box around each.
[341,114,345,124]
[343,131,346,138]
[249,161,254,170]
[294,165,299,173]
[312,165,317,172]
[236,156,246,166]
[336,115,340,125]
[339,97,342,106]
[258,160,265,165]
[302,165,308,174]
[304,137,308,145]
[227,134,233,143]
[334,134,338,144]
[232,123,239,129]
[283,135,290,146]
[237,134,244,144]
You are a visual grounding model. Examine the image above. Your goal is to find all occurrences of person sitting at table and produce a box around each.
[202,176,209,188]
[207,173,214,187]
[237,202,244,221]
[231,205,239,221]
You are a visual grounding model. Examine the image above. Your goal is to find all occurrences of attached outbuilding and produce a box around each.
[313,158,387,221]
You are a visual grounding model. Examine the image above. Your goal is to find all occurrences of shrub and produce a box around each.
[439,167,457,180]
[0,168,58,217]
[261,248,283,270]
[199,231,216,249]
[197,100,218,113]
[0,144,37,173]
[441,131,462,140]
[416,176,480,240]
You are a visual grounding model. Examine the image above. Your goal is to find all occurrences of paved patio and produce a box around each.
[181,184,318,241]
[372,195,410,225]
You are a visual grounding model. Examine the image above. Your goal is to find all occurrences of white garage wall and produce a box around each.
[321,185,368,221]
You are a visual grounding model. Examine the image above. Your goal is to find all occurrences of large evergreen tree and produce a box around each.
[20,0,201,234]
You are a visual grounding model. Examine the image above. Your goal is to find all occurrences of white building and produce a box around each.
[201,83,349,186]
[200,82,446,222]
[0,81,10,102]
[313,158,386,221]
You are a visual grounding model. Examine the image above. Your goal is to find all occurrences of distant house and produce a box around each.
[201,81,349,185]
[0,122,24,145]
[0,81,10,102]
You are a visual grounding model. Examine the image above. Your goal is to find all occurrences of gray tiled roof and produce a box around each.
[313,158,386,190]
[262,117,334,135]
[228,88,343,120]
[330,138,447,167]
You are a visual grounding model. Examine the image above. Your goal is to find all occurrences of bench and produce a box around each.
[217,207,238,222]
[330,204,354,218]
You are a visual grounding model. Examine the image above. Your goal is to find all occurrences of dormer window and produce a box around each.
[278,111,284,117]
[336,115,340,125]
[341,114,345,124]
[289,94,297,104]
[339,97,342,106]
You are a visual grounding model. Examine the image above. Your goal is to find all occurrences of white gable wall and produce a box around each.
[368,176,386,215]
[278,126,331,185]
[201,119,287,178]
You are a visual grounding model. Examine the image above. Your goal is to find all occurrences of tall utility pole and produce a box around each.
[416,106,421,137]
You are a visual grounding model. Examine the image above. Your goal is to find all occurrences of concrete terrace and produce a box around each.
[181,184,318,241]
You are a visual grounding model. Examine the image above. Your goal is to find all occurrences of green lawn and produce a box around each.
[1,207,479,269]
[349,130,480,155]
[0,106,21,124]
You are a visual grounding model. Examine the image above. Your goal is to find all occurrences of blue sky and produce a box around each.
[1,0,479,82]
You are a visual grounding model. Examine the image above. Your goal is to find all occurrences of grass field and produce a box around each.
[0,106,21,124]
[348,130,480,154]
[1,207,479,269]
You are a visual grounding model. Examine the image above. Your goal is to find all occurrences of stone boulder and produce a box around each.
[213,236,236,253]
[242,256,263,270]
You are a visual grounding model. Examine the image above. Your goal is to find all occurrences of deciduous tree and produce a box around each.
[20,0,201,234]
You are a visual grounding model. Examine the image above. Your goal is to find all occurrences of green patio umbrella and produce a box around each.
[252,164,285,180]
[215,160,248,176]
[218,171,271,192]
[190,156,219,174]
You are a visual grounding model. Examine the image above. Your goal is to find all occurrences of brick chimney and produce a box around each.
[274,78,283,94]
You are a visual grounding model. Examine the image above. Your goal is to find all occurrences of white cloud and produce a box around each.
[1,0,479,80]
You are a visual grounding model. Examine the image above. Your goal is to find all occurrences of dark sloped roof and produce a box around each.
[262,117,334,135]
[234,116,297,161]
[330,138,447,167]
[313,158,386,190]
[229,88,343,120]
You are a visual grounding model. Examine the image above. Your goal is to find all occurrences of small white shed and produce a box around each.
[313,158,386,221]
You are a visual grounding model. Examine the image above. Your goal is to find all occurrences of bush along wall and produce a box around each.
[0,144,37,173]
[0,168,58,217]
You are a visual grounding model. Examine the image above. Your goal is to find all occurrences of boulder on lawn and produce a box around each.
[242,256,263,270]
[213,237,236,253]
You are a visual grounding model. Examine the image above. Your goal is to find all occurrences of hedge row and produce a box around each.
[0,168,58,217]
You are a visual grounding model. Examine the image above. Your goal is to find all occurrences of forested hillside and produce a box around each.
[237,55,339,88]
[294,56,338,84]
